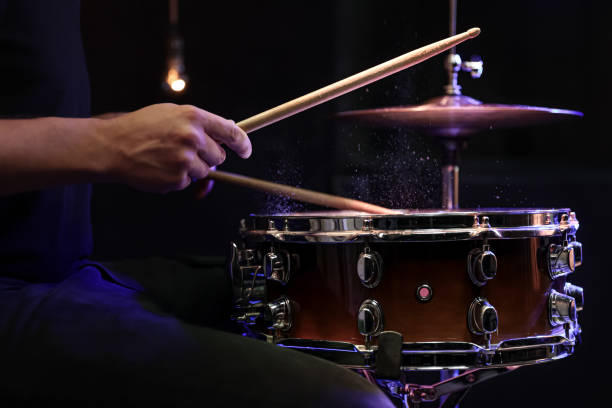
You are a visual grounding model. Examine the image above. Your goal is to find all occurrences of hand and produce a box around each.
[193,166,216,199]
[98,103,251,193]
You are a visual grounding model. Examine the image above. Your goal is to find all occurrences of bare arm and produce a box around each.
[0,103,252,196]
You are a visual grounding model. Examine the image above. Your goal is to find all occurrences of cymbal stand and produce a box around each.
[439,0,483,209]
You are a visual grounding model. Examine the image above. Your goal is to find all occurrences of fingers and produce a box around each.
[197,133,227,167]
[195,109,252,159]
[193,165,216,199]
[187,156,210,181]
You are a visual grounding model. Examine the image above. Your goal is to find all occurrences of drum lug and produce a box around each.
[548,289,577,326]
[263,248,291,284]
[564,282,584,312]
[468,297,498,335]
[467,244,497,286]
[548,240,582,279]
[231,305,266,327]
[357,247,383,288]
[358,299,384,347]
[231,296,294,333]
[229,242,266,306]
[265,296,293,331]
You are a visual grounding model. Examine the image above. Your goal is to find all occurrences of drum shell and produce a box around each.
[262,237,566,346]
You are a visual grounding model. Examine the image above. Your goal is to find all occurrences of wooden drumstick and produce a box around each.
[236,28,480,133]
[206,170,398,214]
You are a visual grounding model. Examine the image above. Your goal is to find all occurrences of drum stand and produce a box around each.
[405,367,515,408]
[365,367,516,408]
[357,331,518,408]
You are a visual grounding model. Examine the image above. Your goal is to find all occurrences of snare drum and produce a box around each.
[229,209,583,373]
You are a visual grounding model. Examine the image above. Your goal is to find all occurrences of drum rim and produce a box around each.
[275,333,577,371]
[241,208,578,242]
[252,208,570,217]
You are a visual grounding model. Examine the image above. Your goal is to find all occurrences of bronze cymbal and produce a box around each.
[336,95,583,137]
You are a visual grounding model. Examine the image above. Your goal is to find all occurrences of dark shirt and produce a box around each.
[0,0,92,282]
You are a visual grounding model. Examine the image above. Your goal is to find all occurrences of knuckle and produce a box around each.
[181,105,200,122]
[178,127,199,147]
[173,150,193,172]
[173,172,189,189]
[169,123,198,146]
[218,148,227,164]
[228,124,242,144]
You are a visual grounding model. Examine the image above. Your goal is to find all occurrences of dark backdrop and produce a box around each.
[81,1,610,406]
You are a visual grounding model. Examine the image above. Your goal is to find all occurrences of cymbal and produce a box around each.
[336,95,583,137]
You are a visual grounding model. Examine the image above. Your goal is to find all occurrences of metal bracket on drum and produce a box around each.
[231,296,294,332]
[547,239,582,279]
[357,246,384,289]
[229,242,266,306]
[467,243,497,287]
[229,242,294,333]
[402,367,516,407]
[263,247,291,284]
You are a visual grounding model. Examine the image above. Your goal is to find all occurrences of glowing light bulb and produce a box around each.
[165,66,187,93]
[170,78,186,92]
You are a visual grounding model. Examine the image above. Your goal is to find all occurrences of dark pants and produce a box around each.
[0,257,393,407]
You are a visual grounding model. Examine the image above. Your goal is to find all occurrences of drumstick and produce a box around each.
[236,27,480,133]
[207,170,398,214]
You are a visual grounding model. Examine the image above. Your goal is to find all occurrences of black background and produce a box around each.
[81,1,610,406]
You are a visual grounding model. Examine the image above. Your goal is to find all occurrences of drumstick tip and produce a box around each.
[467,27,481,38]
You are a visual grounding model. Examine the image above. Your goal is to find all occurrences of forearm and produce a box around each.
[0,117,109,195]
[0,103,252,196]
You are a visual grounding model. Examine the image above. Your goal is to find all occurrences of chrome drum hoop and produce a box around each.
[241,208,579,243]
[275,333,577,372]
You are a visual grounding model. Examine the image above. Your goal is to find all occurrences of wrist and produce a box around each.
[85,117,121,183]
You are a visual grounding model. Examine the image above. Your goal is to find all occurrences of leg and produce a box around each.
[0,264,393,407]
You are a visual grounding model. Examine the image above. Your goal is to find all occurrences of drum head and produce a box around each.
[241,208,578,243]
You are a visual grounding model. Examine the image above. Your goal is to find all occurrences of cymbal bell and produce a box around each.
[336,95,583,137]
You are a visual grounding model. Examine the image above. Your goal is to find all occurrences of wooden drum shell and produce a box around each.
[266,237,566,347]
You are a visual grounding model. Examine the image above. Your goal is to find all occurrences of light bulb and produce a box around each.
[170,78,186,92]
[165,66,187,93]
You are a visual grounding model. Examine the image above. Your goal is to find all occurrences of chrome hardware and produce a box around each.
[415,284,433,302]
[472,215,480,228]
[549,289,577,326]
[229,242,266,305]
[265,296,293,331]
[358,299,384,337]
[548,240,582,279]
[231,305,266,326]
[357,247,383,288]
[264,248,290,284]
[564,283,584,312]
[468,298,498,335]
[242,209,579,244]
[444,53,483,95]
[480,216,491,228]
[463,55,484,78]
[403,367,511,405]
[278,334,577,371]
[467,245,497,286]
